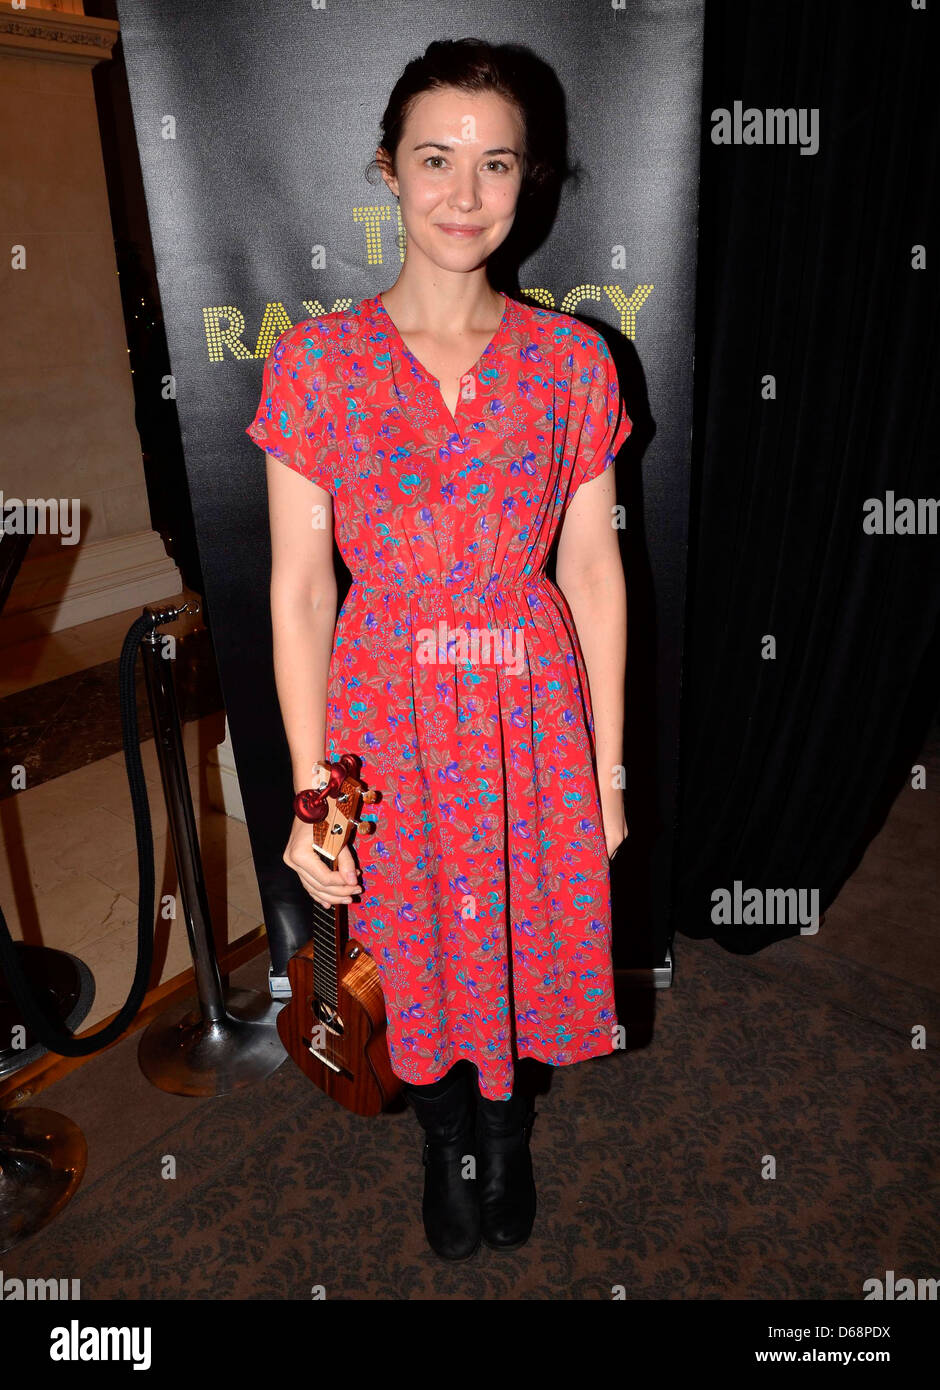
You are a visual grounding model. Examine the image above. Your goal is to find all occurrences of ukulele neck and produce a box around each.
[310,848,346,1008]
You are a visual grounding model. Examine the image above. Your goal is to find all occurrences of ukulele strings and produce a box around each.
[308,777,358,1070]
[310,847,342,1067]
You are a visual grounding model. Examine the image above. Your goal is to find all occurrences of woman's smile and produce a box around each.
[435,223,486,238]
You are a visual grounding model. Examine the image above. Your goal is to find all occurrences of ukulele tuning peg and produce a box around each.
[362,788,381,804]
[355,819,377,835]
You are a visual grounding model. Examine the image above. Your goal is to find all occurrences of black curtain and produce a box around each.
[677,0,939,951]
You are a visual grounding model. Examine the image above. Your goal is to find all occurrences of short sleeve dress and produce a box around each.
[246,291,633,1100]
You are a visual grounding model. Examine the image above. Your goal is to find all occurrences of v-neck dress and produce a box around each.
[246,290,633,1099]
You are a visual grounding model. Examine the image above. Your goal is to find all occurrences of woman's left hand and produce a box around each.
[601,794,629,861]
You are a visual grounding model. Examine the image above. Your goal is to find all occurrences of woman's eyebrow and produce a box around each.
[412,140,520,156]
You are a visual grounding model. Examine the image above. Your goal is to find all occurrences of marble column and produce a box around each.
[0,1,180,645]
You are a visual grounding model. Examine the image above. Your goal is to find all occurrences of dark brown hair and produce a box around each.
[365,38,563,204]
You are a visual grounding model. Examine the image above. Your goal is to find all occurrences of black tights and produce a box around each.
[403,1059,477,1097]
[402,1060,524,1107]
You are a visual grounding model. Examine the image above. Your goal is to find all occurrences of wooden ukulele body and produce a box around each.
[275,754,400,1116]
[276,935,401,1116]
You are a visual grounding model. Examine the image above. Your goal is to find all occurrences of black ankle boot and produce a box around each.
[476,1087,537,1250]
[401,1063,480,1261]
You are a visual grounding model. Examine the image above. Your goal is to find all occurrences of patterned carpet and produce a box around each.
[3,919,936,1300]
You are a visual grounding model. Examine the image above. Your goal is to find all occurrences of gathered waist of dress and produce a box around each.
[347,574,555,605]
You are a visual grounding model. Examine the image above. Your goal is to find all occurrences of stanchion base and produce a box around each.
[137,988,286,1096]
[0,1107,87,1254]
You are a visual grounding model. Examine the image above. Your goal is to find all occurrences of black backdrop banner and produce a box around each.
[114,0,704,976]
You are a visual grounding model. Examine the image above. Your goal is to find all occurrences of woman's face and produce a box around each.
[379,85,524,273]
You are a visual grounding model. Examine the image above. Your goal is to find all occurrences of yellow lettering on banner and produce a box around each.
[352,205,393,264]
[605,283,654,339]
[560,283,603,316]
[300,299,355,320]
[212,284,655,359]
[521,287,556,308]
[252,302,295,358]
[203,305,253,361]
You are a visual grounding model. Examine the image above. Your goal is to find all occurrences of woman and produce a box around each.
[246,38,632,1262]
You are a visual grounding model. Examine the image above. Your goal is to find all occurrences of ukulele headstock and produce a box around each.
[305,753,380,865]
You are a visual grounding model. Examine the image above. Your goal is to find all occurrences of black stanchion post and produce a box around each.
[136,602,285,1095]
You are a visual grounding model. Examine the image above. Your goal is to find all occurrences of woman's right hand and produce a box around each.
[283,814,362,910]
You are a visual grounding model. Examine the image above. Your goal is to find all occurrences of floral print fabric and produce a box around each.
[246,290,633,1099]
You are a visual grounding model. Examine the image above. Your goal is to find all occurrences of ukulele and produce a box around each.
[275,753,401,1115]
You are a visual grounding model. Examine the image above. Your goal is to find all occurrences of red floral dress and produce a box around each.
[246,290,633,1099]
